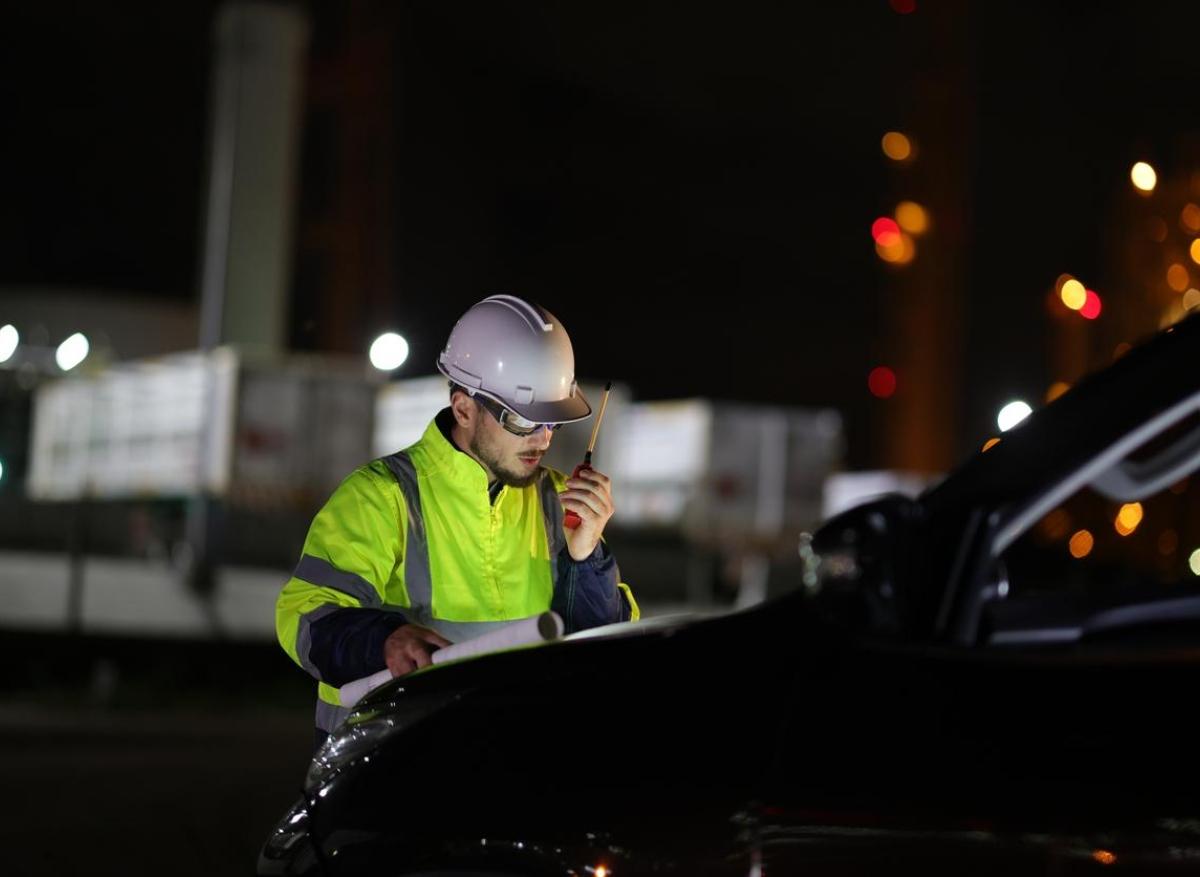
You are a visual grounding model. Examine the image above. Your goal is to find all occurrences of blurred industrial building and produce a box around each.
[1,350,853,639]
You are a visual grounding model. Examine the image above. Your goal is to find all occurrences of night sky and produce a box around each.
[4,1,1200,467]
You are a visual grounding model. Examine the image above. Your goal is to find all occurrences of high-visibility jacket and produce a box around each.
[277,412,638,733]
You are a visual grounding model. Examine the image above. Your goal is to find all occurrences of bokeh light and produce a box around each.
[1167,263,1190,292]
[867,366,897,399]
[1069,530,1094,559]
[55,332,89,371]
[871,217,902,247]
[1184,204,1200,233]
[1059,278,1087,310]
[1114,502,1143,536]
[881,131,913,162]
[981,437,1000,452]
[1190,239,1200,265]
[1045,381,1071,403]
[0,324,18,364]
[997,400,1032,432]
[1190,548,1200,576]
[895,201,929,235]
[1184,288,1200,311]
[1131,161,1157,193]
[369,332,410,371]
[1041,508,1071,540]
[875,233,916,265]
[1080,289,1102,320]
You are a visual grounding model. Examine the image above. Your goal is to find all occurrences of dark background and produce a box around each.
[5,2,1198,467]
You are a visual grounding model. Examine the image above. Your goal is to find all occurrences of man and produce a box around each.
[277,294,637,743]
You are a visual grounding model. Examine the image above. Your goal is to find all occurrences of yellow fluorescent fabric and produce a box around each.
[405,418,554,622]
[277,413,637,710]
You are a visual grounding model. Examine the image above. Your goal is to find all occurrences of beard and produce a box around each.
[469,431,543,488]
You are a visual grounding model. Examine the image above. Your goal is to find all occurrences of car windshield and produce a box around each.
[1004,472,1200,600]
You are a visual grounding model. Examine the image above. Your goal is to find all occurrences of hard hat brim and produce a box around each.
[504,388,592,424]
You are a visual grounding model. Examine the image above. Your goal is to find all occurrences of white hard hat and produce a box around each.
[437,295,592,423]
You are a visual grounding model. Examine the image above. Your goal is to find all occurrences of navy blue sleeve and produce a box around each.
[307,607,408,686]
[551,541,632,634]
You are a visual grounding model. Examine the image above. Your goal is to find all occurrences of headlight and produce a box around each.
[305,690,459,791]
[259,798,313,873]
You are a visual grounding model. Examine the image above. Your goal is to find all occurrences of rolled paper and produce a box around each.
[338,611,564,707]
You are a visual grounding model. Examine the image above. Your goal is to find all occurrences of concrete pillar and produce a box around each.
[198,2,309,354]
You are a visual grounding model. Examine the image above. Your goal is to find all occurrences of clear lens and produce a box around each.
[475,393,560,436]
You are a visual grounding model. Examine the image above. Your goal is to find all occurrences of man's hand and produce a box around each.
[561,466,615,561]
[384,624,452,677]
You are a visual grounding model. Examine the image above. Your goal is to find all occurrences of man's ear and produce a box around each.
[450,390,477,429]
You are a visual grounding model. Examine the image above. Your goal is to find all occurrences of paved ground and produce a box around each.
[0,702,315,876]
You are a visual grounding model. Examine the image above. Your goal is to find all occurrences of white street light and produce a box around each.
[0,324,17,364]
[369,332,410,371]
[997,400,1033,432]
[55,332,90,371]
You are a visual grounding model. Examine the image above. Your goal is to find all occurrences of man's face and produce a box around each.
[465,401,554,488]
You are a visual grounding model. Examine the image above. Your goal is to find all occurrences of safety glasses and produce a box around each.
[474,394,564,437]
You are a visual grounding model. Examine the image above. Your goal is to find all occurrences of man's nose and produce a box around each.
[530,425,554,448]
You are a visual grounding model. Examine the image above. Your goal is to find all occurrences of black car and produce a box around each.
[262,314,1200,876]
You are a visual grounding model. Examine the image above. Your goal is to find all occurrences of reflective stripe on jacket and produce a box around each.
[276,413,638,733]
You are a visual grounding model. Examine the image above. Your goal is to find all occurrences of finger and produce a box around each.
[576,468,611,488]
[387,656,415,677]
[568,488,611,516]
[408,644,433,669]
[417,629,452,648]
[562,495,604,520]
[568,474,611,495]
[561,494,598,517]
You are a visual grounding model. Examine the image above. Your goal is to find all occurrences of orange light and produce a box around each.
[1092,850,1117,866]
[1069,530,1094,559]
[895,201,929,235]
[1041,508,1071,541]
[1168,263,1190,292]
[981,437,1001,452]
[1183,204,1200,233]
[1184,288,1200,311]
[1045,381,1071,403]
[595,867,608,877]
[1080,290,1102,320]
[1115,502,1143,536]
[1190,240,1200,265]
[876,233,916,265]
[881,131,913,162]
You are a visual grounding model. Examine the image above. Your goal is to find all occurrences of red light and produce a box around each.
[868,366,897,399]
[1080,290,1102,320]
[889,0,917,12]
[871,217,901,248]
